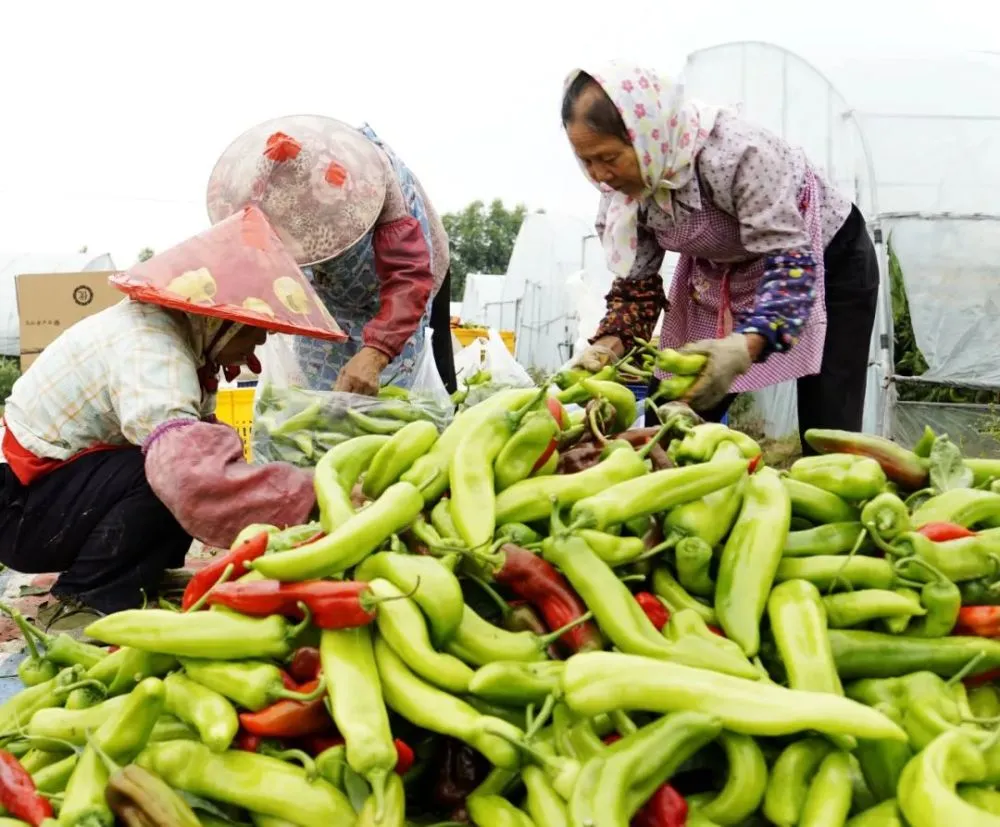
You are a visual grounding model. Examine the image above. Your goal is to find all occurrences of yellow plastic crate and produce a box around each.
[452,327,516,354]
[216,388,256,461]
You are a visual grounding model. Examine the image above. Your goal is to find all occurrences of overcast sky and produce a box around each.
[1,0,996,266]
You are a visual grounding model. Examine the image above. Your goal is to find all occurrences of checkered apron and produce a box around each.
[657,168,827,393]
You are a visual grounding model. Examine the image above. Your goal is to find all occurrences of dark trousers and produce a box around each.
[429,269,457,394]
[646,205,879,453]
[0,448,191,613]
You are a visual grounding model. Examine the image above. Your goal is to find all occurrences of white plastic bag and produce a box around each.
[407,327,452,411]
[454,337,487,387]
[482,330,533,388]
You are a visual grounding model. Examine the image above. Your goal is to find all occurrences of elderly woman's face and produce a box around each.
[216,325,268,364]
[566,87,644,197]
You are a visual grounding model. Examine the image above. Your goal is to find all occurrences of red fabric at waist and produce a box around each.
[2,419,119,487]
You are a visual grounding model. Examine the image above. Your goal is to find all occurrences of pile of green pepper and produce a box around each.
[10,385,1000,826]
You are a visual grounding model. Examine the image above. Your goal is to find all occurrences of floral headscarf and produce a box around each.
[565,62,721,278]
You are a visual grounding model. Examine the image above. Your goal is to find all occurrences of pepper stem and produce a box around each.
[525,693,556,738]
[53,679,107,700]
[367,768,389,822]
[893,555,951,585]
[185,563,235,613]
[0,604,50,656]
[273,675,327,704]
[537,611,595,649]
[359,578,424,614]
[260,746,317,780]
[465,576,511,620]
[84,730,121,775]
[903,488,936,509]
[637,420,674,460]
[289,603,314,639]
[586,402,610,445]
[826,530,870,596]
[509,388,551,429]
[632,536,679,564]
[157,598,181,612]
[609,710,637,737]
[946,652,987,687]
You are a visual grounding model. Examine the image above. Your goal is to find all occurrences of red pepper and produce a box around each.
[298,734,345,756]
[238,679,334,738]
[917,522,976,542]
[0,751,52,826]
[955,606,1000,638]
[747,455,763,474]
[602,734,622,745]
[495,544,605,654]
[288,647,322,684]
[393,738,415,775]
[635,592,669,631]
[966,668,1000,688]
[233,730,263,752]
[205,579,378,629]
[632,783,688,827]
[181,531,269,610]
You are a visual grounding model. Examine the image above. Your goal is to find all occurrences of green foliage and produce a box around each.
[889,240,998,405]
[442,200,529,299]
[0,356,20,407]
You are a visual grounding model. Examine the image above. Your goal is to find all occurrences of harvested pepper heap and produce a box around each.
[9,377,1000,826]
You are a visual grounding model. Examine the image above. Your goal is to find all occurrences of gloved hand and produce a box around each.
[334,347,390,396]
[572,336,623,373]
[680,333,753,412]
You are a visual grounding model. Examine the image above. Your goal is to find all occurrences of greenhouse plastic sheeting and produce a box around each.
[888,216,1000,387]
[459,273,508,330]
[893,401,1000,459]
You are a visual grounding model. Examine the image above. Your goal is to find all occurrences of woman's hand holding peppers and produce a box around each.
[679,333,754,411]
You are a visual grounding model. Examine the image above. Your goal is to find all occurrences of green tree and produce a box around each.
[137,247,155,263]
[442,199,529,299]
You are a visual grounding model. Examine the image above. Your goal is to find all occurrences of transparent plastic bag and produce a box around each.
[483,330,533,388]
[452,332,539,411]
[251,331,453,468]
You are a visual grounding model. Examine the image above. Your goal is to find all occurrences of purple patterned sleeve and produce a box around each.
[735,248,818,356]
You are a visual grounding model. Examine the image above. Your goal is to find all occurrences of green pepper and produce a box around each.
[494,410,560,491]
[860,493,911,550]
[496,447,649,525]
[578,379,637,432]
[372,634,522,768]
[544,526,757,678]
[468,661,564,706]
[897,729,993,827]
[149,715,198,743]
[85,609,295,660]
[356,770,404,827]
[362,419,440,499]
[670,423,761,464]
[892,558,961,637]
[18,749,62,775]
[344,408,405,435]
[783,522,868,556]
[576,530,649,567]
[449,390,548,549]
[429,499,460,542]
[652,373,698,402]
[403,388,541,503]
[960,578,1000,606]
[845,799,906,826]
[6,606,58,687]
[269,400,323,436]
[553,366,593,390]
[27,694,129,745]
[320,627,396,819]
[958,786,1000,816]
[354,551,464,646]
[562,652,907,741]
[59,677,165,827]
[891,671,966,749]
[32,753,78,794]
[843,684,913,803]
[252,481,426,580]
[651,567,718,625]
[764,738,833,826]
[0,665,85,734]
[689,732,767,825]
[822,589,926,629]
[797,750,853,827]
[466,794,535,826]
[315,744,346,788]
[663,441,748,547]
[89,647,178,697]
[829,629,1000,679]
[179,658,326,711]
[675,536,715,597]
[593,711,723,824]
[910,488,1000,528]
[783,477,859,524]
[162,672,238,752]
[881,587,922,634]
[367,577,474,692]
[789,454,887,501]
[767,579,850,749]
[715,467,791,657]
[522,764,568,827]
[775,555,901,591]
[569,458,748,531]
[314,435,388,533]
[890,528,1000,583]
[663,609,760,680]
[651,346,708,375]
[556,365,617,403]
[496,522,544,546]
[136,740,354,827]
[970,685,1000,719]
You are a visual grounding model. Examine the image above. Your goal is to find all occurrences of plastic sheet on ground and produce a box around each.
[892,401,1000,458]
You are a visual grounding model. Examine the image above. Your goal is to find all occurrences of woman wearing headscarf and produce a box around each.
[563,63,879,445]
[207,115,456,396]
[0,207,338,627]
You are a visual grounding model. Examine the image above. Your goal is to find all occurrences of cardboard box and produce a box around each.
[15,271,121,370]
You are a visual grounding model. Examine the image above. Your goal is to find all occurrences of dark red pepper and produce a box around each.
[635,592,669,631]
[966,667,1000,688]
[233,730,263,752]
[955,606,1000,638]
[917,522,977,542]
[433,738,488,810]
[632,783,688,827]
[181,531,269,610]
[494,544,605,654]
[0,750,52,826]
[238,679,333,738]
[288,647,322,684]
[297,734,345,756]
[205,579,379,629]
